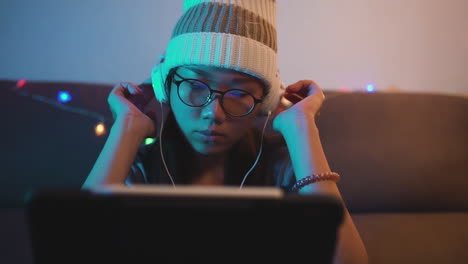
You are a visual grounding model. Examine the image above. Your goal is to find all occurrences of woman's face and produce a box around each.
[169,66,265,155]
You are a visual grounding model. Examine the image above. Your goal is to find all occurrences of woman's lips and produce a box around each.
[195,130,225,142]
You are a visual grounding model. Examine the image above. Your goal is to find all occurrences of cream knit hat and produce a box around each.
[151,0,283,113]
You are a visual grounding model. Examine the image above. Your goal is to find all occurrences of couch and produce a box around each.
[1,80,467,264]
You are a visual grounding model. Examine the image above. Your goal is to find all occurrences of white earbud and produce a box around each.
[280,94,293,108]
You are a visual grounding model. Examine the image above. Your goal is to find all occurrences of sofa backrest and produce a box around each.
[2,80,467,213]
[1,81,113,207]
[316,92,468,213]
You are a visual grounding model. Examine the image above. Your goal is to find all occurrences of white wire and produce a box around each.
[239,111,272,189]
[157,62,177,189]
[158,101,177,189]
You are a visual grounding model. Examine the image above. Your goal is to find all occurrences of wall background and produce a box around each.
[1,0,467,95]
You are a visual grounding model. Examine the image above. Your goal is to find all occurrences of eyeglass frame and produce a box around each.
[170,70,264,117]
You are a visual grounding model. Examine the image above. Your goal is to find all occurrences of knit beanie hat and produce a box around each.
[151,0,283,114]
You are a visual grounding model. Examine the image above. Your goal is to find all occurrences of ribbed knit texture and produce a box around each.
[152,0,282,113]
[173,2,277,51]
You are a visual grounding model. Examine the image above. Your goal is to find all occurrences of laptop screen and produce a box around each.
[26,185,344,263]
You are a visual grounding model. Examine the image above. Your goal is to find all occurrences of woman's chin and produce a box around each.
[191,142,230,156]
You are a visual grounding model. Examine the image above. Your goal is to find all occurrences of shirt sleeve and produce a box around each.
[274,153,296,192]
[266,138,296,192]
[125,144,150,185]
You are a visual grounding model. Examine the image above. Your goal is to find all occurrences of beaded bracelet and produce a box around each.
[290,172,340,192]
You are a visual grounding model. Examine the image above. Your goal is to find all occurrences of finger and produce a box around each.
[110,83,130,99]
[286,80,320,100]
[285,82,309,98]
[310,84,325,99]
[283,91,304,104]
[108,82,140,107]
[120,82,143,95]
[283,82,317,104]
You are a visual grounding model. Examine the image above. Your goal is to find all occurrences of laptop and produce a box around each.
[25,185,344,263]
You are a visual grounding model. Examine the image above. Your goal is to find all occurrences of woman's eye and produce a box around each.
[227,90,248,98]
[190,81,206,90]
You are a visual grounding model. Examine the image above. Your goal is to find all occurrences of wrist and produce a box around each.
[291,172,340,194]
[279,113,331,180]
[112,115,148,144]
[280,113,318,142]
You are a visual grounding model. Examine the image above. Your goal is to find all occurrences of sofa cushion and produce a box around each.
[353,212,468,264]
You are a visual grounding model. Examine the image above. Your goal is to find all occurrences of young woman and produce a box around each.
[82,1,369,263]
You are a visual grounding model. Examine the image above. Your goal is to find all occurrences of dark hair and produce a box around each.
[163,67,177,105]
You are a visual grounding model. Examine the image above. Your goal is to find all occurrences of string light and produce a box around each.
[10,79,386,140]
[95,122,106,136]
[10,82,111,139]
[16,79,27,88]
[339,86,350,93]
[366,83,376,93]
[145,138,155,145]
[57,91,72,103]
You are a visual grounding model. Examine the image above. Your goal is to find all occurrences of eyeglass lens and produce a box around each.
[178,80,256,116]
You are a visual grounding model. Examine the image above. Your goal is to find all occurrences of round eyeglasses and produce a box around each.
[172,73,263,117]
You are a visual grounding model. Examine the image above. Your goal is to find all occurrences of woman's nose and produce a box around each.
[201,96,226,122]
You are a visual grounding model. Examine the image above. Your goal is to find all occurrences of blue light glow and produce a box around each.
[58,91,72,103]
[366,83,376,93]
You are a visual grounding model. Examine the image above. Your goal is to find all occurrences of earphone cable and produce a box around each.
[239,110,271,189]
[157,61,177,189]
[158,101,177,189]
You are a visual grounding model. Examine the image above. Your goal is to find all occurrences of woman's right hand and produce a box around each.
[107,82,156,141]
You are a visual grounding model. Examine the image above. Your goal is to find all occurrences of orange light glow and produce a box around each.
[95,123,106,136]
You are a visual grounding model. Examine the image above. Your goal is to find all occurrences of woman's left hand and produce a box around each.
[272,80,325,134]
